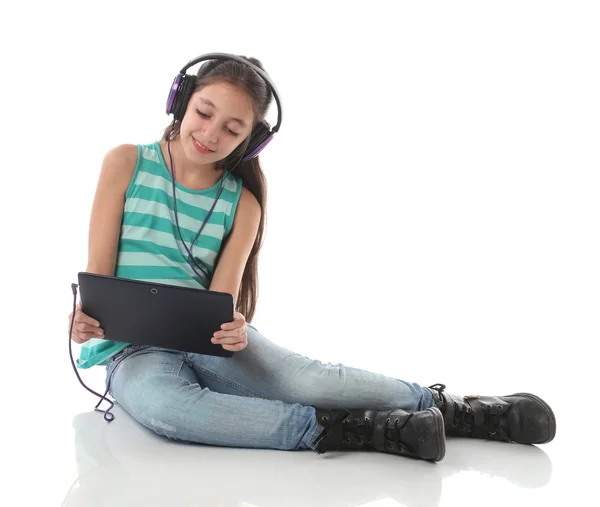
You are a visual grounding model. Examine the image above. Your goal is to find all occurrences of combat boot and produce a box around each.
[314,406,446,461]
[427,383,556,444]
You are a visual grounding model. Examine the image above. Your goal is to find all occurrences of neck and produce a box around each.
[163,137,223,190]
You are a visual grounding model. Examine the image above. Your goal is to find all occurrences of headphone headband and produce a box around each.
[176,52,282,133]
[166,52,282,132]
[165,53,282,163]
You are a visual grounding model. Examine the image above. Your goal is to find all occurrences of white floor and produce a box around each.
[60,405,562,507]
[10,364,594,507]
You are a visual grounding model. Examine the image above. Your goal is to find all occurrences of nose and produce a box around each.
[201,123,219,145]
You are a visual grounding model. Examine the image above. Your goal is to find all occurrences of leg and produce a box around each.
[187,324,435,412]
[185,325,445,461]
[106,341,445,461]
[106,345,323,451]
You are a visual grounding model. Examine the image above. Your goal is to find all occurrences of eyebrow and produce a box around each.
[198,98,248,127]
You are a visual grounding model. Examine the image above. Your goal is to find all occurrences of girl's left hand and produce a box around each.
[212,311,248,352]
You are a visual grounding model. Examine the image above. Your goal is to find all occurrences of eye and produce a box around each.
[196,109,239,136]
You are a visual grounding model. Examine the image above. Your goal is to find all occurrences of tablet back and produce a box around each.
[78,272,234,357]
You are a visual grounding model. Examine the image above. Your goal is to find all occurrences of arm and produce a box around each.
[86,144,138,275]
[70,144,137,343]
[209,186,262,304]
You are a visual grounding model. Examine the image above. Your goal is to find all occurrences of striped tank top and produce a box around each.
[77,141,244,368]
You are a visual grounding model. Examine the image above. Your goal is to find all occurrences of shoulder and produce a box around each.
[97,144,139,193]
[234,186,262,224]
[103,144,138,171]
[238,186,261,215]
[229,185,261,235]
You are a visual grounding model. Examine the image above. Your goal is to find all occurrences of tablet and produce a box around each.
[77,272,235,357]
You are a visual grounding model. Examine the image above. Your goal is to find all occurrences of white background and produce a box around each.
[1,1,599,505]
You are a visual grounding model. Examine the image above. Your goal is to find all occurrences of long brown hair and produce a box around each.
[161,56,273,323]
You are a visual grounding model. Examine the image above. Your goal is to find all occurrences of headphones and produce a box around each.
[165,52,283,162]
[165,53,283,284]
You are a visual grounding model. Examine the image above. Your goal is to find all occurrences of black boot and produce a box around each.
[427,383,556,444]
[314,407,446,462]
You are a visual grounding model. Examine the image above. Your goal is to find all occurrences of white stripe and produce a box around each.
[124,198,226,240]
[145,279,208,289]
[136,170,237,214]
[120,225,219,267]
[220,172,239,193]
[116,251,207,280]
[140,146,161,164]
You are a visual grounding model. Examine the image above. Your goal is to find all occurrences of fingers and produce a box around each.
[71,331,103,344]
[221,341,247,352]
[212,327,245,345]
[76,307,101,328]
[76,321,104,336]
[212,323,247,351]
[212,335,243,346]
[68,305,104,344]
[219,312,246,331]
[213,326,244,340]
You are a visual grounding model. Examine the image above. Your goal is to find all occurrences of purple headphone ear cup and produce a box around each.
[166,74,183,115]
[165,53,282,161]
[173,75,196,121]
[242,121,274,162]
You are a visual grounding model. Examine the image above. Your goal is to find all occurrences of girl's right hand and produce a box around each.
[69,303,104,343]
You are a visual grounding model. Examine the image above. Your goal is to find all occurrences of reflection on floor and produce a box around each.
[62,405,556,507]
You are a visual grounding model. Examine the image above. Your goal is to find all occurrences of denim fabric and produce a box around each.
[106,324,434,451]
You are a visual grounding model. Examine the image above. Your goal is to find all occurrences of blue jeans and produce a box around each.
[106,324,435,451]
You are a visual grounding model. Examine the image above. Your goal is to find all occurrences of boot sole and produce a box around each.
[508,392,556,444]
[428,406,446,462]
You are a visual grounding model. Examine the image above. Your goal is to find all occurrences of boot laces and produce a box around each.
[428,383,447,410]
[455,401,503,437]
[317,411,414,453]
[342,417,371,445]
[387,414,414,454]
[317,410,372,451]
[429,383,503,437]
[342,414,414,453]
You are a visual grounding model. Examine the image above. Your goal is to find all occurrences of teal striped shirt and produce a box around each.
[77,141,243,368]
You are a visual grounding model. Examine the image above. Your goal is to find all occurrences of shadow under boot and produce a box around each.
[314,406,446,462]
[426,383,556,444]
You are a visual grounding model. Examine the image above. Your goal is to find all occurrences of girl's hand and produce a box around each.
[212,311,248,352]
[68,303,104,344]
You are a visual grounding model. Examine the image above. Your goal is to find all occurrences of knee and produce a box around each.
[399,381,435,411]
[116,374,197,439]
[121,386,177,437]
[295,359,349,404]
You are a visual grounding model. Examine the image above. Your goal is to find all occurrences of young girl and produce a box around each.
[68,53,556,462]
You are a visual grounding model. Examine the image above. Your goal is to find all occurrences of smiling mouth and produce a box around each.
[193,138,215,152]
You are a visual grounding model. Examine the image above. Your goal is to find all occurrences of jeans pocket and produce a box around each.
[112,344,143,362]
[109,351,125,365]
[107,345,135,377]
[105,345,149,392]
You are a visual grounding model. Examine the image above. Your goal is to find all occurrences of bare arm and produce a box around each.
[70,144,137,343]
[86,144,138,275]
[209,186,262,304]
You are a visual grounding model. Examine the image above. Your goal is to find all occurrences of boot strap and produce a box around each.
[373,413,388,451]
[464,396,485,427]
[328,422,345,443]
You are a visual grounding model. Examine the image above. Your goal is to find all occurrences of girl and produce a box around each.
[68,53,556,462]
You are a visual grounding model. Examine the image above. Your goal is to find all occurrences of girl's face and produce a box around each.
[179,81,255,167]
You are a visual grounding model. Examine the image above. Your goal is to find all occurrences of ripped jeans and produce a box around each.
[106,323,435,450]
